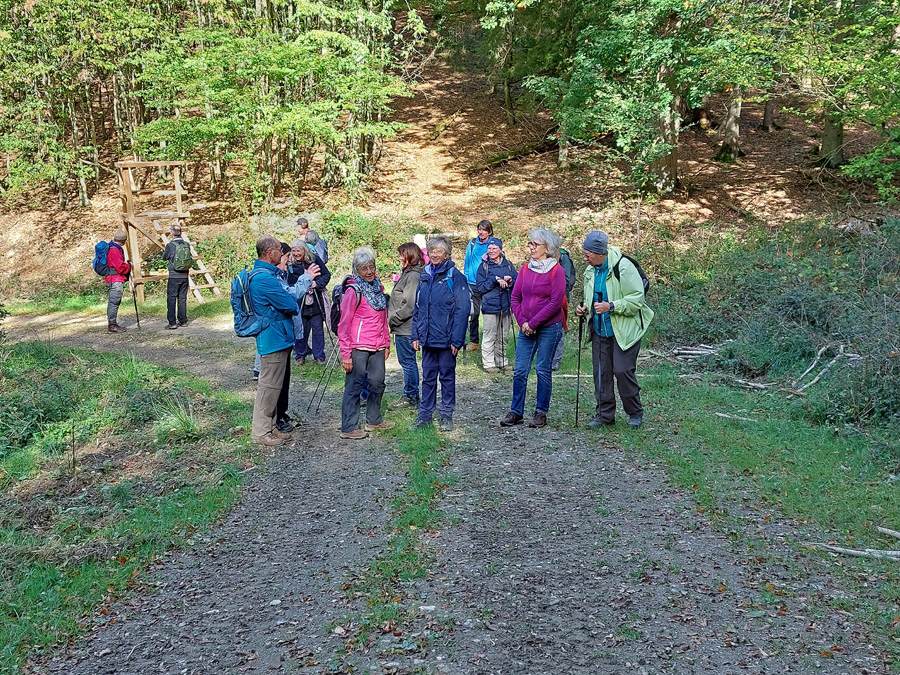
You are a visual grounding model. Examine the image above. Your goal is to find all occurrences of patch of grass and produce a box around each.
[0,342,257,671]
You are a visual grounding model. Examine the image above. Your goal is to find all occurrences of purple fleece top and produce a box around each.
[511,262,566,330]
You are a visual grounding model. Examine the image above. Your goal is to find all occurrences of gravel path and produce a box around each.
[8,313,886,674]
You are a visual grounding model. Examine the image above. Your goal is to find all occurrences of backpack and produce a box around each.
[172,240,193,272]
[329,276,360,334]
[230,267,270,338]
[92,241,114,276]
[613,254,650,294]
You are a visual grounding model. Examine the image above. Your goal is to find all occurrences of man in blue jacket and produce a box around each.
[249,236,303,446]
[411,235,471,432]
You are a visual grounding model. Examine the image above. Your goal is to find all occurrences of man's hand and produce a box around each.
[576,304,587,317]
[412,340,419,351]
[342,358,353,373]
[593,301,611,315]
[307,264,321,279]
[451,346,459,356]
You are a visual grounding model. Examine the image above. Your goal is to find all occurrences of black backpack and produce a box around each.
[329,276,360,334]
[613,254,650,294]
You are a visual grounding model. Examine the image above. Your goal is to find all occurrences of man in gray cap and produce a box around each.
[576,230,654,428]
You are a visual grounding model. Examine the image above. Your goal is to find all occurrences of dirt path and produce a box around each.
[8,313,885,674]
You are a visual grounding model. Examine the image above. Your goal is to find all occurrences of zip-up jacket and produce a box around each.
[104,242,131,283]
[338,279,390,360]
[464,237,490,285]
[581,245,654,351]
[287,254,331,318]
[411,261,471,349]
[247,259,301,355]
[511,261,566,330]
[387,264,424,336]
[474,255,518,314]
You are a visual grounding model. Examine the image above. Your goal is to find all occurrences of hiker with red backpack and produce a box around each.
[95,230,132,333]
[337,247,394,440]
[576,230,654,429]
[500,228,567,429]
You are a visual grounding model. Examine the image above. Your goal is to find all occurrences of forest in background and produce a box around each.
[0,0,899,208]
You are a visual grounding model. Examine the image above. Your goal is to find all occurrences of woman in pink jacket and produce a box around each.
[338,247,394,439]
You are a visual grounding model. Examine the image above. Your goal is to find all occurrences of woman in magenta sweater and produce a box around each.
[501,228,567,428]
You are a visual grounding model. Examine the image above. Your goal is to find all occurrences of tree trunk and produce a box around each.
[820,107,845,167]
[648,14,681,194]
[761,95,776,132]
[557,119,569,170]
[714,86,745,161]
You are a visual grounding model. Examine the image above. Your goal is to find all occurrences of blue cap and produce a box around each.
[486,237,503,249]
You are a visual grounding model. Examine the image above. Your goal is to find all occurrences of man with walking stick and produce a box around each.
[103,230,132,333]
[576,231,654,428]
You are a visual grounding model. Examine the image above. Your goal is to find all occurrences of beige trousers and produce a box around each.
[252,348,290,440]
[482,312,512,369]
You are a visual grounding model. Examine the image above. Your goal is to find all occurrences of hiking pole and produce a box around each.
[128,270,141,329]
[575,312,585,427]
[307,340,339,412]
[314,345,342,414]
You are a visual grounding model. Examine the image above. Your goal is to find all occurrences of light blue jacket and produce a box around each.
[248,259,302,355]
[464,237,490,285]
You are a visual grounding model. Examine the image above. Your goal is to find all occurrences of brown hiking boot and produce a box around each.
[467,342,480,352]
[527,413,548,428]
[253,432,286,447]
[365,420,396,432]
[273,427,294,440]
[108,323,126,333]
[340,429,369,440]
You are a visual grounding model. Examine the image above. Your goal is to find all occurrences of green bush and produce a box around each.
[651,218,900,424]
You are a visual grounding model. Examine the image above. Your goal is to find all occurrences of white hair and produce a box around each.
[529,228,562,259]
[352,247,376,273]
[426,235,451,256]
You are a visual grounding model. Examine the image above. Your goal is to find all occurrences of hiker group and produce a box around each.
[95,216,653,447]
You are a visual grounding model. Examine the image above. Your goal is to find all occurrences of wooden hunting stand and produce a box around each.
[115,160,221,303]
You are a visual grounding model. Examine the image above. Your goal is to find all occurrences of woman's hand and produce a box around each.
[412,340,419,351]
[384,348,390,361]
[342,358,353,373]
[522,321,535,336]
[451,346,459,356]
[593,301,611,315]
[497,277,508,289]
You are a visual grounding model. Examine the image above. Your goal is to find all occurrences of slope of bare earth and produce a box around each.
[6,313,887,675]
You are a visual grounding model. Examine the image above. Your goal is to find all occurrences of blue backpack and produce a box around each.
[231,267,270,338]
[92,241,114,276]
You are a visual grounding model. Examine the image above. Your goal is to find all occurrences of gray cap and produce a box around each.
[582,230,608,255]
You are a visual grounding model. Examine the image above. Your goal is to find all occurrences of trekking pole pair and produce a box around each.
[307,339,342,413]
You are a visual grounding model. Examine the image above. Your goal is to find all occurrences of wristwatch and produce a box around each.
[608,302,615,313]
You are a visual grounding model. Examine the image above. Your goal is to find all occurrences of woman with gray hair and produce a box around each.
[337,247,393,439]
[410,236,471,431]
[287,239,331,365]
[501,228,566,429]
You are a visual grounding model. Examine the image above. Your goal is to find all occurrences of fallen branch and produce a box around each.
[734,378,777,390]
[793,344,832,388]
[430,109,462,141]
[714,412,756,422]
[876,526,900,540]
[465,135,558,174]
[796,346,845,392]
[807,542,900,560]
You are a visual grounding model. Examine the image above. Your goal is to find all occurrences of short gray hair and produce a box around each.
[427,235,451,257]
[352,246,376,273]
[305,230,320,246]
[529,228,562,259]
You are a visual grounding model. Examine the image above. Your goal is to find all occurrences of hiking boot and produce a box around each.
[253,432,285,447]
[107,323,126,333]
[467,342,480,352]
[178,321,189,327]
[628,415,644,428]
[276,419,294,433]
[273,427,294,440]
[389,395,419,410]
[365,420,396,432]
[438,416,454,432]
[586,417,614,429]
[165,323,178,330]
[315,359,326,365]
[484,366,500,373]
[409,418,433,430]
[527,413,547,428]
[340,429,369,440]
[500,412,523,427]
[295,356,306,365]
[252,371,259,381]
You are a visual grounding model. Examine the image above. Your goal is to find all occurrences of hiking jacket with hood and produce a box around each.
[411,260,471,349]
[338,278,390,360]
[387,264,424,336]
[287,253,331,318]
[474,255,518,314]
[248,259,301,355]
[463,236,490,285]
[581,245,654,351]
[104,242,131,283]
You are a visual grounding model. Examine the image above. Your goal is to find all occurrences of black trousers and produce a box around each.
[166,277,189,325]
[590,324,643,422]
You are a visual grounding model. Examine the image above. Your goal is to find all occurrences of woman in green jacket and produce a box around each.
[576,231,654,428]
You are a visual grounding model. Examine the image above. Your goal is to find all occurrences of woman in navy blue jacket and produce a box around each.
[474,237,517,372]
[410,235,471,432]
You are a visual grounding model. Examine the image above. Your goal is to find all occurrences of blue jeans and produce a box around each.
[394,334,420,400]
[510,321,563,416]
[418,346,457,421]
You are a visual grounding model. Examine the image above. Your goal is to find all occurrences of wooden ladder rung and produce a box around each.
[191,283,220,290]
[137,211,191,220]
